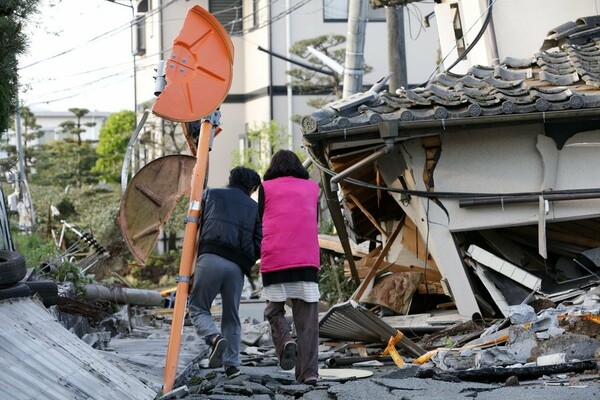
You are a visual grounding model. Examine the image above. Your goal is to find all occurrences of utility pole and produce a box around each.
[285,0,294,150]
[14,95,37,231]
[343,0,368,98]
[386,5,407,93]
[14,97,25,195]
[106,0,137,126]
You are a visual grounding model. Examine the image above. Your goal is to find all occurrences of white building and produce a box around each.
[433,0,600,74]
[6,110,109,149]
[132,0,439,187]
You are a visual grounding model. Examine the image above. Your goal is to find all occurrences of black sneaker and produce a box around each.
[303,378,318,386]
[208,334,227,368]
[279,341,296,370]
[224,365,241,379]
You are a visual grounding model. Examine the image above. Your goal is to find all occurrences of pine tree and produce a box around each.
[0,0,40,134]
[59,108,97,188]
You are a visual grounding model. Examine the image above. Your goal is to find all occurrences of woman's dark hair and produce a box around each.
[263,150,309,181]
[229,166,261,194]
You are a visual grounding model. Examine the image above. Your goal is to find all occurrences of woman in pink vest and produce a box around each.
[259,149,320,385]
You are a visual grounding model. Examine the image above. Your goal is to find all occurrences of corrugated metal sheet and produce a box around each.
[318,300,426,357]
[0,297,156,400]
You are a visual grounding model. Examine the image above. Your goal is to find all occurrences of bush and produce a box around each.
[318,251,356,306]
[12,232,59,269]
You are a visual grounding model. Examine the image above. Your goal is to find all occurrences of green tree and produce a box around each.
[60,108,96,145]
[288,34,346,100]
[93,110,135,183]
[14,106,43,177]
[0,0,40,135]
[288,34,372,122]
[231,121,289,177]
[1,106,43,177]
[30,140,98,187]
[59,108,97,187]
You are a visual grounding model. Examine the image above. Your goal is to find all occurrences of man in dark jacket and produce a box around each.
[188,166,262,379]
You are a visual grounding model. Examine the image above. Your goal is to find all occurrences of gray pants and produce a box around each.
[188,253,244,367]
[264,299,319,383]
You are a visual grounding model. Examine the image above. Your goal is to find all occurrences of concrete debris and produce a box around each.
[537,353,567,366]
[508,304,537,324]
[82,331,112,350]
[159,385,190,399]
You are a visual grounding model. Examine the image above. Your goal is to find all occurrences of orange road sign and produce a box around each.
[152,6,234,123]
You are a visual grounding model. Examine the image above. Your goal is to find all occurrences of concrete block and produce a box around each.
[537,353,566,366]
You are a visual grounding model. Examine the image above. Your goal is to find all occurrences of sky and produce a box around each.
[18,0,135,113]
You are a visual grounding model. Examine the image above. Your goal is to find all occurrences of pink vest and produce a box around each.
[260,177,320,273]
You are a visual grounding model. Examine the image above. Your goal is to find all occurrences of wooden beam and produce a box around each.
[318,234,369,258]
[347,194,388,237]
[352,217,405,301]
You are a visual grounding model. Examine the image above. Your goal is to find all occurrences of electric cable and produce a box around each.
[306,146,600,200]
[406,3,426,41]
[20,0,182,70]
[21,0,299,88]
[422,0,499,85]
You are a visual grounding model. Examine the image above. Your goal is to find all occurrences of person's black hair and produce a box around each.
[228,166,261,194]
[263,149,309,181]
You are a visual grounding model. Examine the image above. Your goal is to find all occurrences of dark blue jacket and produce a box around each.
[197,185,262,277]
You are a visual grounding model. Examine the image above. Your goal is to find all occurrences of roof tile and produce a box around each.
[304,17,600,133]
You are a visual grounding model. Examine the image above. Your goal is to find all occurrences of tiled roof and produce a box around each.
[302,16,600,134]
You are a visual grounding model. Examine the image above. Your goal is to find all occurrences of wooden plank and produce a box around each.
[401,217,439,270]
[417,282,446,295]
[352,218,405,302]
[318,234,369,258]
[380,263,442,281]
[347,194,388,237]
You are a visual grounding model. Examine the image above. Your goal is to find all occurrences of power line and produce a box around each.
[20,22,131,70]
[29,72,126,99]
[424,0,499,83]
[21,0,316,107]
[26,74,133,107]
[20,0,181,70]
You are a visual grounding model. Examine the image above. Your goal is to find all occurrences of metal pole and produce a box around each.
[106,0,137,125]
[162,112,218,393]
[330,142,393,191]
[285,0,294,149]
[386,6,407,93]
[130,1,138,127]
[14,98,26,198]
[343,0,368,98]
[121,110,149,194]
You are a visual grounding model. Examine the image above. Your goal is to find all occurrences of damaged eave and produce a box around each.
[303,107,600,148]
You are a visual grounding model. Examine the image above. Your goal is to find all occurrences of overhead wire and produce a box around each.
[20,0,182,70]
[405,3,426,41]
[27,74,132,106]
[23,0,314,106]
[423,0,498,84]
[225,0,312,36]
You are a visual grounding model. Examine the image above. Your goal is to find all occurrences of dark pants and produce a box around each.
[264,299,319,383]
[188,253,244,367]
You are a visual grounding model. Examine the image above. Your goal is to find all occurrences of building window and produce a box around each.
[137,0,149,13]
[133,15,146,56]
[209,0,243,35]
[253,0,260,28]
[450,3,466,56]
[323,0,385,22]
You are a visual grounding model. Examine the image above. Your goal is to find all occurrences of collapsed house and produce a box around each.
[304,17,600,327]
